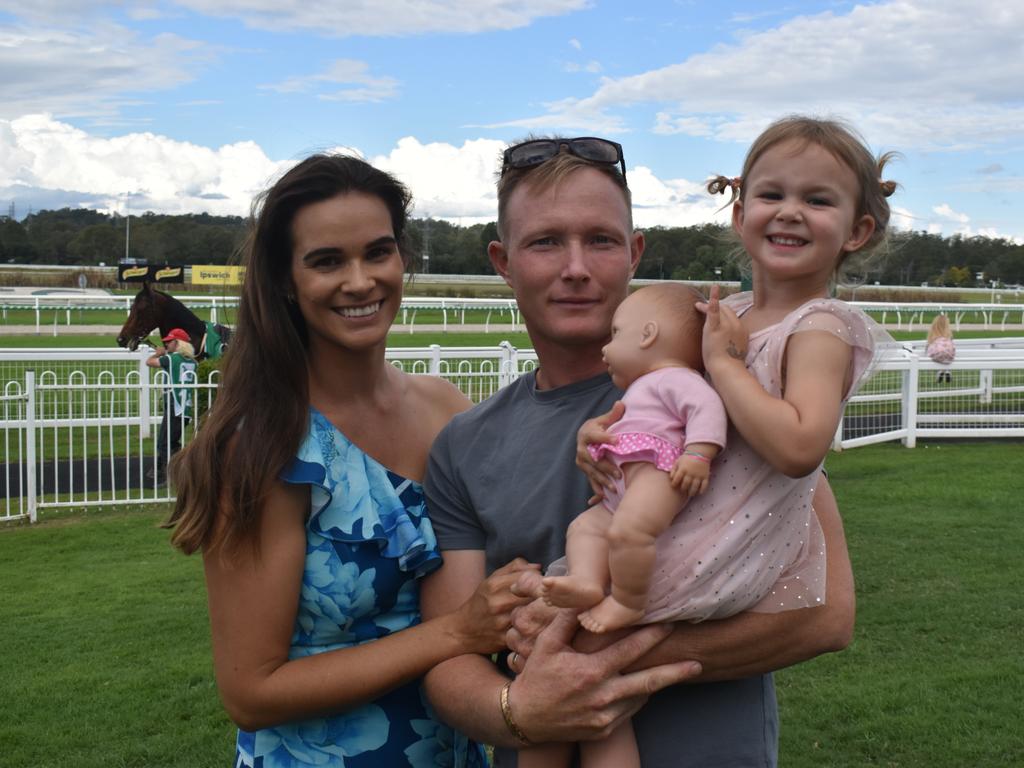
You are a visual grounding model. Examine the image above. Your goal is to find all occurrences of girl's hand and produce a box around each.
[668,454,711,497]
[450,558,539,655]
[696,285,748,374]
[576,401,626,502]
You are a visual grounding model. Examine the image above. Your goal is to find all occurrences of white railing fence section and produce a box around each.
[835,341,1024,449]
[2,343,1021,522]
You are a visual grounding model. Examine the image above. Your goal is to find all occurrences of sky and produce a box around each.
[1,0,1022,244]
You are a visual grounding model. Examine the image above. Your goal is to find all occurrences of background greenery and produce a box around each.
[4,207,1024,287]
[1,441,1021,767]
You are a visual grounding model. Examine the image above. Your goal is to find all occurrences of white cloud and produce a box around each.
[369,136,505,222]
[171,0,589,36]
[569,37,582,50]
[4,117,1018,244]
[0,115,285,216]
[933,203,970,224]
[261,60,400,103]
[502,0,1024,151]
[0,22,207,120]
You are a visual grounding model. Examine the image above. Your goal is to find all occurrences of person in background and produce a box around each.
[926,313,956,383]
[163,154,537,767]
[146,327,197,485]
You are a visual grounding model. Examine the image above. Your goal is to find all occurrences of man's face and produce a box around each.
[489,167,642,357]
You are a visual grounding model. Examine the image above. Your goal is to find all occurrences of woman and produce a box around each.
[165,155,537,767]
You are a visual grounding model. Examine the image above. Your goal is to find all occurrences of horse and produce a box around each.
[116,282,232,360]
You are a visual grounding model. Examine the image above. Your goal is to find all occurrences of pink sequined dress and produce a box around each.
[634,294,886,623]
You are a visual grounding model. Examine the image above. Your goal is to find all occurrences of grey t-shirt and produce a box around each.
[425,370,778,768]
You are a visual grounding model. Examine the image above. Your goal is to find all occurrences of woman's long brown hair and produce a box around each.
[164,155,413,556]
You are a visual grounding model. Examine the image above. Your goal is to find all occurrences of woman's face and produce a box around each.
[289,191,405,356]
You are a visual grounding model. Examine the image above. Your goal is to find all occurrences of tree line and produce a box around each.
[1,207,1022,287]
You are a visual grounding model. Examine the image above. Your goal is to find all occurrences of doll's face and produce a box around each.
[601,293,655,390]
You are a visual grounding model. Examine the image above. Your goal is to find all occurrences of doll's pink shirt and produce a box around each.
[588,367,726,506]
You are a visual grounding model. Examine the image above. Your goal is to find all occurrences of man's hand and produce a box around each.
[505,611,702,743]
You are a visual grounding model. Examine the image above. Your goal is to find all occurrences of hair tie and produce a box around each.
[879,179,897,197]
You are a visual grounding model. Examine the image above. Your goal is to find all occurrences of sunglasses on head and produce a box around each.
[501,137,627,183]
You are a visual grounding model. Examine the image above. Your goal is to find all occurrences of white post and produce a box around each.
[979,368,993,405]
[429,344,442,377]
[34,297,41,335]
[139,348,152,438]
[903,361,918,448]
[499,341,517,388]
[25,371,37,524]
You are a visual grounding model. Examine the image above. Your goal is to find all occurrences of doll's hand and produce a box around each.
[576,401,625,503]
[668,452,712,497]
[696,285,747,375]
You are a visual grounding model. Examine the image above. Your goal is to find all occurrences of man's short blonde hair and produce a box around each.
[496,140,632,241]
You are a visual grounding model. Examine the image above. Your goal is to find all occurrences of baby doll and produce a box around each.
[541,282,727,633]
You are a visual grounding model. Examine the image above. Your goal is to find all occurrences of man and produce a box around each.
[422,137,855,766]
[145,327,197,485]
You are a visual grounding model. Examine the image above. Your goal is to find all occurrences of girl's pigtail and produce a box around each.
[707,175,741,205]
[877,151,900,198]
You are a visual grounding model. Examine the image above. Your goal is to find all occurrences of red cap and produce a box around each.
[162,328,190,343]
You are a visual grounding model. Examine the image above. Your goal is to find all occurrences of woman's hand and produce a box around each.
[450,558,539,655]
[575,401,626,502]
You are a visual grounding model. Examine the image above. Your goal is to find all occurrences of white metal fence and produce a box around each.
[5,290,1024,335]
[2,342,1021,523]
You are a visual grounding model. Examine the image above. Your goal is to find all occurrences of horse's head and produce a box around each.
[116,283,160,351]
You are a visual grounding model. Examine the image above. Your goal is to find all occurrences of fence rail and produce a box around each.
[2,342,1021,523]
[5,291,1024,335]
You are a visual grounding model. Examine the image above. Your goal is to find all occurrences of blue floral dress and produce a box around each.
[234,408,488,768]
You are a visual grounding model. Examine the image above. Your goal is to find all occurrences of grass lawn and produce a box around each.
[1,441,1022,766]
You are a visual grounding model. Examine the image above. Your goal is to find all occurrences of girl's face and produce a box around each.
[733,140,874,290]
[289,191,405,356]
[601,293,652,389]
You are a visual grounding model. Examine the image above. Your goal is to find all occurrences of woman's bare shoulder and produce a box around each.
[407,372,473,417]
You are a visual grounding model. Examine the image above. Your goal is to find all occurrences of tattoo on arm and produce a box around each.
[727,342,744,360]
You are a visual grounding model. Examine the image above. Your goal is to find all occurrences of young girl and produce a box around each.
[528,116,897,768]
[926,313,956,382]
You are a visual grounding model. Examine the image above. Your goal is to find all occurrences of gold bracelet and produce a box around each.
[500,680,531,746]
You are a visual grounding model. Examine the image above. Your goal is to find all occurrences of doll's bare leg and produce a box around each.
[542,503,612,609]
[579,463,687,634]
[579,717,640,768]
[516,741,574,768]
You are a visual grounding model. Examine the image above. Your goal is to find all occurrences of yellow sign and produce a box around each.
[122,266,149,280]
[192,265,246,286]
[155,266,183,281]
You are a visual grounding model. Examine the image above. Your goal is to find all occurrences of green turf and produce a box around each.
[1,442,1021,767]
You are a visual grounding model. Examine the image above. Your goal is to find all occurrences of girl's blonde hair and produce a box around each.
[927,314,953,344]
[707,115,899,275]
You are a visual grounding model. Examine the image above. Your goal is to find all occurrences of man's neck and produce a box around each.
[532,342,608,391]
